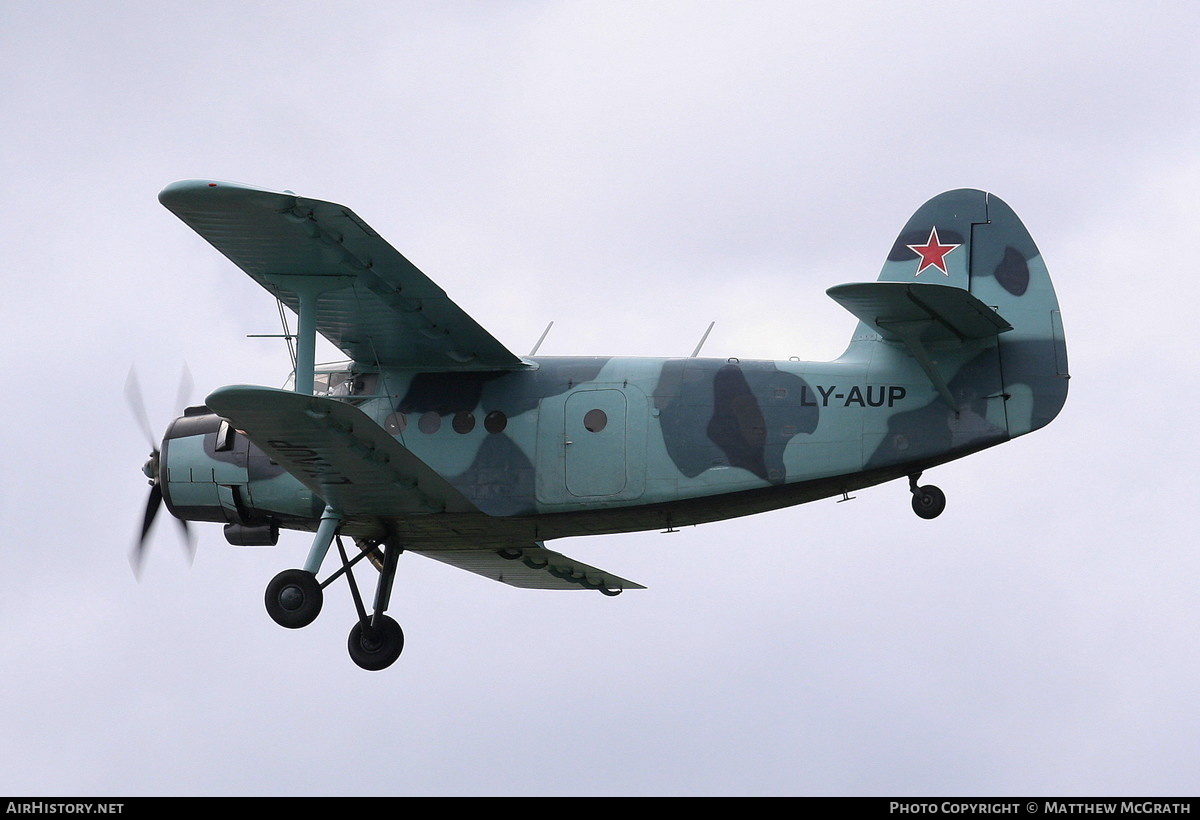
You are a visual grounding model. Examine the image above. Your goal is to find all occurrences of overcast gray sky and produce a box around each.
[1,0,1198,797]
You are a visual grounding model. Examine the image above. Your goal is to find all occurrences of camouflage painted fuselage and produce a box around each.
[167,338,1061,549]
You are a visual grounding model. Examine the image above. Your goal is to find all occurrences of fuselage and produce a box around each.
[162,334,1018,547]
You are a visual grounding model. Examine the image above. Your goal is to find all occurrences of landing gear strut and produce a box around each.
[264,520,408,670]
[337,534,405,671]
[908,473,946,520]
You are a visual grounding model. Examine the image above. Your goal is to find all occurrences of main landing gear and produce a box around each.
[264,569,323,628]
[264,517,406,670]
[908,472,946,520]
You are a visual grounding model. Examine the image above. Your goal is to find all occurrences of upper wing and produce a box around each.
[159,179,526,371]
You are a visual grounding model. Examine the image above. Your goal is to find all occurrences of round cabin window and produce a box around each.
[484,410,507,434]
[418,411,441,434]
[452,411,475,434]
[583,408,607,433]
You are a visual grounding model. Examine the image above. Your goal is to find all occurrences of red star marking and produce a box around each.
[907,227,961,275]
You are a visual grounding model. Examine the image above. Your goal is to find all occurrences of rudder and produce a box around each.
[966,193,1069,435]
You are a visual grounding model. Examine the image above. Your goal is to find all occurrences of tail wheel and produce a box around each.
[911,485,947,520]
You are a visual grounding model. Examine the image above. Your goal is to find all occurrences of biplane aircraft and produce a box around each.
[138,180,1068,670]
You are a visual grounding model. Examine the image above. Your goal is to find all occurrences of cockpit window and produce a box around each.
[284,364,379,402]
[316,371,377,397]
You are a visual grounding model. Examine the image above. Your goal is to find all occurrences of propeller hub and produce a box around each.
[126,366,194,576]
[141,451,159,482]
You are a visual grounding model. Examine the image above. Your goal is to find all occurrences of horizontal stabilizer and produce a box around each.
[827,282,1012,343]
[206,385,478,516]
[412,544,645,593]
[828,282,1012,412]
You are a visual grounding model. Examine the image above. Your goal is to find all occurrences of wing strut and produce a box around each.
[262,274,354,395]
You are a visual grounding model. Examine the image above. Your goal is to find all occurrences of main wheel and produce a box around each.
[911,484,947,520]
[348,615,405,671]
[265,569,323,629]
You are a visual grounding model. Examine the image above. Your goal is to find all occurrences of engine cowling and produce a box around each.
[159,406,317,544]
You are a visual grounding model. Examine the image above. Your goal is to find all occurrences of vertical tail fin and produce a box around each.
[831,190,1068,458]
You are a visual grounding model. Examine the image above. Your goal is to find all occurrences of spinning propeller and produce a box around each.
[126,366,195,576]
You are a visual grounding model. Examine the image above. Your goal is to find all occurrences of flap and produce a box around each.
[160,179,527,371]
[412,544,645,593]
[206,385,478,516]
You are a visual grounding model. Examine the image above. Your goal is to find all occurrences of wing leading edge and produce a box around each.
[159,179,526,371]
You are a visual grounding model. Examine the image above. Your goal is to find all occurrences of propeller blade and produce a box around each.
[124,367,158,453]
[175,364,194,415]
[131,487,196,577]
[176,516,195,566]
[140,482,162,544]
[131,483,164,578]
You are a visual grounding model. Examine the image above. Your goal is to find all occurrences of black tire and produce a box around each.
[264,569,323,629]
[911,484,947,520]
[348,615,405,671]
